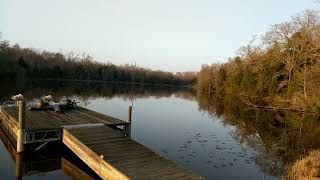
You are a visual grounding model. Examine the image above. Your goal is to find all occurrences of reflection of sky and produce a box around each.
[85,96,277,179]
[0,84,278,179]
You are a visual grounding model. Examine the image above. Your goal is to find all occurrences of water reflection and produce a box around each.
[197,93,320,178]
[0,80,193,103]
[0,80,319,179]
[0,126,100,180]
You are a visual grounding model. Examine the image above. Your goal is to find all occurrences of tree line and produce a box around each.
[0,36,196,85]
[197,10,320,112]
[0,80,194,103]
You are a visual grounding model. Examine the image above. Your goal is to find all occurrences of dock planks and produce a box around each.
[63,124,203,180]
[0,106,128,131]
[0,105,203,179]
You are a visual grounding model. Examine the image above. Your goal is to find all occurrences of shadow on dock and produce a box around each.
[0,125,101,179]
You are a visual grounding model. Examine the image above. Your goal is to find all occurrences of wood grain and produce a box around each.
[63,125,203,180]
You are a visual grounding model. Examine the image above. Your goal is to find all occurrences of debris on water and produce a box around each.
[179,145,187,149]
[162,150,168,153]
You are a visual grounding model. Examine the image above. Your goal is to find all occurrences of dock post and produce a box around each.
[124,106,132,137]
[17,99,26,153]
[15,153,24,180]
[128,106,132,123]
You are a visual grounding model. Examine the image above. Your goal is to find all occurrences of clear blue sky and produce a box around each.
[0,0,317,72]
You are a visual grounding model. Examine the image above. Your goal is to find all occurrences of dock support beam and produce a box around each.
[128,106,132,123]
[124,106,132,137]
[17,99,26,153]
[15,153,24,180]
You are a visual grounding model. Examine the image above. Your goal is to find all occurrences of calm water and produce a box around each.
[0,81,319,179]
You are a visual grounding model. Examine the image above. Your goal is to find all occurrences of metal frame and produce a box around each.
[25,130,61,144]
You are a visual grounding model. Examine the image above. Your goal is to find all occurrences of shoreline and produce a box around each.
[22,78,194,88]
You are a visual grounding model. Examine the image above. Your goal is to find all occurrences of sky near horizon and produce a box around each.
[0,0,317,72]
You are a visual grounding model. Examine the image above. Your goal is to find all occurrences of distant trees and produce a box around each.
[197,10,320,112]
[0,36,196,85]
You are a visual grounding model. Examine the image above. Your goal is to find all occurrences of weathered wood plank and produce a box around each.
[63,128,129,180]
[76,107,128,126]
[0,106,128,132]
[63,125,203,179]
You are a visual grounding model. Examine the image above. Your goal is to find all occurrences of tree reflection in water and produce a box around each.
[1,80,319,178]
[196,92,320,177]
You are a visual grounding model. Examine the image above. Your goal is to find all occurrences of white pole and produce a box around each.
[17,99,25,153]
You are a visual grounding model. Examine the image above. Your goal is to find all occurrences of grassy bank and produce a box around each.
[286,150,320,179]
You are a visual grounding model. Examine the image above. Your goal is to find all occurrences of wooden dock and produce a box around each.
[0,104,203,179]
[0,106,128,144]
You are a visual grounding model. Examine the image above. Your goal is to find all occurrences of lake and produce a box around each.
[0,80,319,179]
